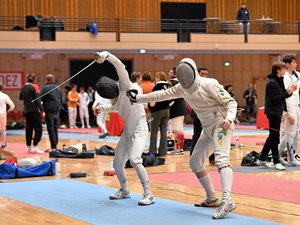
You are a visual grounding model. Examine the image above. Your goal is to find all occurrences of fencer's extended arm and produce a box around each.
[134,85,181,104]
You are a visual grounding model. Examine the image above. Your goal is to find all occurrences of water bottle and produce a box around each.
[62,144,67,151]
[82,143,87,152]
[235,136,240,148]
[55,160,61,175]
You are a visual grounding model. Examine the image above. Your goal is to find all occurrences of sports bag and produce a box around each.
[49,149,94,158]
[241,151,260,166]
[0,159,56,179]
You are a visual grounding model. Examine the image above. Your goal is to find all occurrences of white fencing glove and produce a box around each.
[94,51,109,63]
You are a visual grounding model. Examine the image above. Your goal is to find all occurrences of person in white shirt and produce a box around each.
[0,83,15,149]
[279,55,300,166]
[93,51,155,206]
[78,86,91,128]
[128,57,237,219]
[92,91,110,138]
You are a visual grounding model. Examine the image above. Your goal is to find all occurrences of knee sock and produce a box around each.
[219,166,233,202]
[115,167,129,192]
[198,174,217,200]
[134,163,151,195]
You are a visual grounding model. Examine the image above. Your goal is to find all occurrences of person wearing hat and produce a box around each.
[19,73,45,154]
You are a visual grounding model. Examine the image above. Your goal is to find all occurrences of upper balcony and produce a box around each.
[0,16,299,54]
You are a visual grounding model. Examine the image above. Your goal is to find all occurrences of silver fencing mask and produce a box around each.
[96,76,119,99]
[176,58,197,89]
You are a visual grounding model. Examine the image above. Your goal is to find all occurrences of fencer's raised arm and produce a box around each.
[95,51,131,91]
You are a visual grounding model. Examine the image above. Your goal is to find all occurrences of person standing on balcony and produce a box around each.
[236,2,250,34]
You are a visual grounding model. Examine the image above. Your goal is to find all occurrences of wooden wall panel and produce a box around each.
[1,0,300,21]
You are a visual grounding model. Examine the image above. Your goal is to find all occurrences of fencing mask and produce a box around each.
[96,76,119,99]
[176,58,197,89]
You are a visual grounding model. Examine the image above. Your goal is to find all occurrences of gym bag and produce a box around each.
[0,159,56,179]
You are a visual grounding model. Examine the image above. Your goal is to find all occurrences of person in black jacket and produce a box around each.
[40,74,62,151]
[148,72,172,156]
[236,2,250,33]
[257,61,297,170]
[19,73,45,154]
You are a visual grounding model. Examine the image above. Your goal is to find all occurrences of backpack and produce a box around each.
[95,145,115,156]
[241,151,260,166]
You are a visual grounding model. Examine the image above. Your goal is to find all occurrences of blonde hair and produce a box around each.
[155,71,167,81]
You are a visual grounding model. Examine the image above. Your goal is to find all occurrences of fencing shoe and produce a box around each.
[138,193,155,206]
[109,189,131,200]
[195,197,221,207]
[212,201,236,219]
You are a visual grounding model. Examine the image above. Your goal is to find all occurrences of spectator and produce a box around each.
[243,83,258,123]
[92,91,110,138]
[0,83,15,149]
[130,72,143,94]
[78,86,91,128]
[59,86,70,128]
[148,72,172,156]
[19,73,45,154]
[40,74,62,151]
[68,84,79,129]
[257,61,296,170]
[236,2,250,34]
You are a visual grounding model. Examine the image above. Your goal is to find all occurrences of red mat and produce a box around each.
[149,171,300,204]
[4,143,48,157]
[58,128,99,134]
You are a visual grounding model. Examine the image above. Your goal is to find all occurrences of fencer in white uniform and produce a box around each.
[278,55,300,166]
[93,51,155,206]
[128,58,237,219]
[92,91,110,138]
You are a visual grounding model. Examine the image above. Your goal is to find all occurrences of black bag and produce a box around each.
[125,154,165,168]
[49,149,94,158]
[241,151,260,166]
[95,145,115,156]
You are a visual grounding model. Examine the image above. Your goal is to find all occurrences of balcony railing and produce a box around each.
[1,16,299,35]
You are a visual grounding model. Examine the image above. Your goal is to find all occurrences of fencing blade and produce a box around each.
[32,60,96,103]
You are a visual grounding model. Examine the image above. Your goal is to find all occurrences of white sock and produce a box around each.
[198,174,217,200]
[135,164,151,195]
[219,166,233,202]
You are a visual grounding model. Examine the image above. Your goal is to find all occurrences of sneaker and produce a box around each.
[99,132,109,139]
[274,163,286,170]
[81,126,85,129]
[138,193,155,206]
[295,154,300,161]
[256,159,273,168]
[288,159,300,167]
[109,189,131,200]
[1,142,7,149]
[195,197,221,207]
[60,124,67,129]
[212,201,236,219]
[279,158,288,166]
[30,146,44,154]
[87,125,91,128]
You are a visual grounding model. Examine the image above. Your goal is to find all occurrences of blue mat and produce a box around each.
[234,166,300,173]
[0,179,281,225]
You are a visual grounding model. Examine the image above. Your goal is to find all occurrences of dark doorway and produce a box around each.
[69,59,133,89]
[161,2,206,42]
